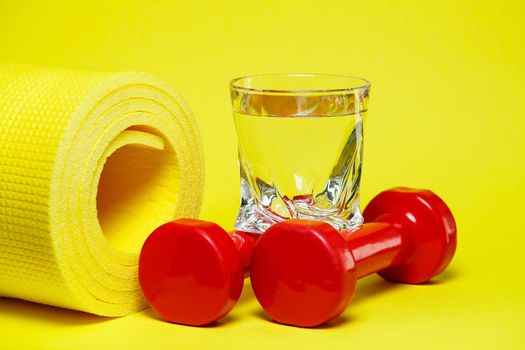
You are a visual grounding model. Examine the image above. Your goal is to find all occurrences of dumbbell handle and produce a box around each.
[233,221,406,279]
[230,230,258,275]
[342,222,406,279]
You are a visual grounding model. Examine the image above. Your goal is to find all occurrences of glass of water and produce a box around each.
[230,74,370,234]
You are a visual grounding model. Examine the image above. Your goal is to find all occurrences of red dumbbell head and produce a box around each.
[363,187,457,284]
[250,220,357,327]
[138,219,244,326]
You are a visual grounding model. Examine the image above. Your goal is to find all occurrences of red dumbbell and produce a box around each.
[250,188,457,327]
[138,219,256,326]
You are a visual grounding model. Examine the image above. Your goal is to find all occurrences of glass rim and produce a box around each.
[229,73,371,94]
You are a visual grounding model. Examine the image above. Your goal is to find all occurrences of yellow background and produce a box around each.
[0,0,524,348]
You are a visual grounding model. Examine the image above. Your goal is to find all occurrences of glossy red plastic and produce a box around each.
[250,187,457,327]
[363,187,457,283]
[138,218,253,326]
[250,220,356,327]
[231,229,257,275]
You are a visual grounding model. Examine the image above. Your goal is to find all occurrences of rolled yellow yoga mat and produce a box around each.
[0,65,204,316]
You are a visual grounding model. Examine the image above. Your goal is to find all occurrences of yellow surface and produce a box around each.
[0,65,204,315]
[0,0,524,348]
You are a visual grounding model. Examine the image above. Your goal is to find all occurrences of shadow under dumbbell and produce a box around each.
[143,307,237,327]
[350,276,401,306]
[315,315,353,329]
[255,309,354,328]
[251,268,459,328]
[352,268,459,305]
[420,268,458,285]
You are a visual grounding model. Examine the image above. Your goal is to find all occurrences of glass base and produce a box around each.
[234,200,364,234]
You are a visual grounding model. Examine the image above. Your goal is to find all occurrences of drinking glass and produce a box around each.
[230,74,370,234]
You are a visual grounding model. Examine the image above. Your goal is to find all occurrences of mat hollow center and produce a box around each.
[97,140,180,254]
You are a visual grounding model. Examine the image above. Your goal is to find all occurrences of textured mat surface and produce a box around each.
[0,65,204,316]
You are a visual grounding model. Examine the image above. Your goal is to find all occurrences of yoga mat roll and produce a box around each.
[0,65,204,316]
